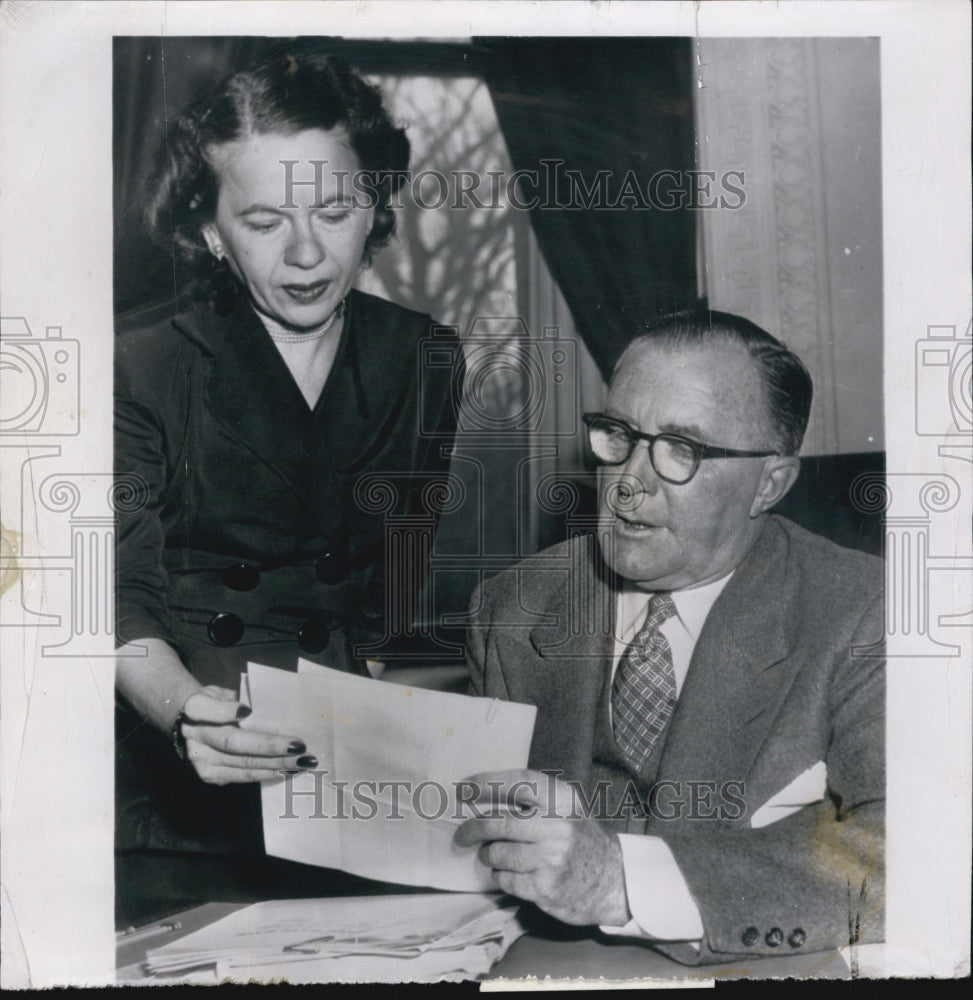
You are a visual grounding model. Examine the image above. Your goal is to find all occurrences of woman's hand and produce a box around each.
[178,685,317,786]
[116,639,317,787]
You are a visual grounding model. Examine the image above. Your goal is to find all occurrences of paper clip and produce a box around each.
[485,697,500,723]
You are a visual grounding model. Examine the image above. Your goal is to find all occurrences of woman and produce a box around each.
[114,51,462,918]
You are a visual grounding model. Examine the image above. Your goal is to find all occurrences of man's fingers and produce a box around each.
[461,769,576,814]
[455,814,545,848]
[455,816,508,847]
[478,841,539,874]
[464,769,545,803]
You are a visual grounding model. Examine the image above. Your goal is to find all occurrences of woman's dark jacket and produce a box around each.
[114,286,462,854]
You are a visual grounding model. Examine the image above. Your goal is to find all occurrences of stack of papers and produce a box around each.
[239,661,537,891]
[144,893,526,983]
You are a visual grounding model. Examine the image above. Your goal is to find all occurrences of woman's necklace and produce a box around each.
[264,300,345,344]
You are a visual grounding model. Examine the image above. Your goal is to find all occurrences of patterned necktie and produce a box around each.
[611,592,678,775]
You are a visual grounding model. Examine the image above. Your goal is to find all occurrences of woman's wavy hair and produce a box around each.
[143,51,410,274]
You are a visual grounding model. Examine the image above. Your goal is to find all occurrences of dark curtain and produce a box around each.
[473,37,698,379]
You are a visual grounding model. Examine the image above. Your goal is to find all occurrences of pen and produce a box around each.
[283,932,428,954]
[117,920,183,945]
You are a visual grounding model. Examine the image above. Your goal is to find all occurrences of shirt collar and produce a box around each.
[616,572,735,643]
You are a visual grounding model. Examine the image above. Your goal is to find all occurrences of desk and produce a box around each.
[116,900,850,984]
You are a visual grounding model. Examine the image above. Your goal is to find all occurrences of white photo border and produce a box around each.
[0,0,970,987]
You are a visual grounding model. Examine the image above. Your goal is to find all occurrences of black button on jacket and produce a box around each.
[114,287,463,857]
[115,286,463,687]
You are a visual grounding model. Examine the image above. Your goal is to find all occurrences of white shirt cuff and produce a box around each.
[599,835,704,942]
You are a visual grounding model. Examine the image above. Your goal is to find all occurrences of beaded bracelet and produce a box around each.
[170,709,190,762]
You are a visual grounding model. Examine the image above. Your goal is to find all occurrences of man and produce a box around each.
[456,310,884,965]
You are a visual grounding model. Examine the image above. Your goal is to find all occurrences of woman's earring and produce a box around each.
[213,245,224,259]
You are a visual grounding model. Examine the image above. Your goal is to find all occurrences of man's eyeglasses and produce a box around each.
[582,413,777,486]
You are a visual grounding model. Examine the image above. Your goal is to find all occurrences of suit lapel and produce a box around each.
[528,534,616,662]
[194,296,339,530]
[193,288,431,538]
[523,538,620,778]
[657,519,800,786]
[314,290,424,473]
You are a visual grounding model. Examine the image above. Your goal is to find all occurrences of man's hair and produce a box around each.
[143,50,410,270]
[613,309,814,456]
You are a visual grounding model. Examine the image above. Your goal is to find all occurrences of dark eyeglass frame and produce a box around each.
[582,412,778,485]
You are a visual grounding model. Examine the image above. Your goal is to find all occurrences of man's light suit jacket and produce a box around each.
[466,515,884,965]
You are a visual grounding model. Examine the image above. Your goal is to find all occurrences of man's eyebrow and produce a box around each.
[603,408,637,426]
[657,420,710,442]
[602,410,711,443]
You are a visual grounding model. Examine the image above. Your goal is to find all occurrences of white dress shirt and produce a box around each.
[600,573,734,943]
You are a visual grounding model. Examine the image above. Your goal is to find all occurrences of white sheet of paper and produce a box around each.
[213,922,524,984]
[145,893,521,979]
[241,662,536,891]
[750,761,828,829]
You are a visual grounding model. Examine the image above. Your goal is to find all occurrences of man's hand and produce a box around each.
[455,769,630,927]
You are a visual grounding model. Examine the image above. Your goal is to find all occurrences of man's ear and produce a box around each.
[750,456,800,517]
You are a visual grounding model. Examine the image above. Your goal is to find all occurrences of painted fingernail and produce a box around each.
[236,706,252,719]
[282,768,301,776]
[296,755,318,769]
[287,741,307,755]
